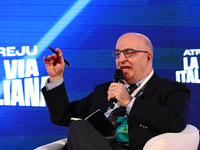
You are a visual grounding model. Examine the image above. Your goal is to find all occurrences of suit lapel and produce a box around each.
[141,72,163,98]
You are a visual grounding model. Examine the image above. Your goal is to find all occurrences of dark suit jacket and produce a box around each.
[42,72,190,150]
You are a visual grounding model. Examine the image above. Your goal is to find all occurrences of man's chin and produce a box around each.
[123,76,131,83]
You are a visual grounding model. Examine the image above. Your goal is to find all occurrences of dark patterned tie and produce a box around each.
[108,106,126,127]
[127,84,138,94]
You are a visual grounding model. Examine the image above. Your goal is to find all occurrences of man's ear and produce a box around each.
[146,52,153,64]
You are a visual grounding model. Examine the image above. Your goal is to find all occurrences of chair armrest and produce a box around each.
[143,124,199,150]
[34,138,67,150]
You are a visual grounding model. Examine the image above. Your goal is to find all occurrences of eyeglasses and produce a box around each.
[111,49,148,58]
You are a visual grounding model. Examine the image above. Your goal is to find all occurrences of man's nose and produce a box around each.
[118,52,127,62]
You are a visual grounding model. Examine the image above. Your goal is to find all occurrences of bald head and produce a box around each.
[116,32,153,54]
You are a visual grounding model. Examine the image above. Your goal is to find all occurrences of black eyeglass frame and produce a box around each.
[111,49,148,58]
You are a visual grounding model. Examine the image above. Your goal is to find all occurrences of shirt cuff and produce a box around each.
[126,97,136,115]
[45,78,64,91]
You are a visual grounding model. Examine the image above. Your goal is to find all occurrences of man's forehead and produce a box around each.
[116,38,140,50]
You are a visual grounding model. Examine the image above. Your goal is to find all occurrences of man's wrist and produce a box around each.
[126,97,136,115]
[49,76,63,83]
[125,96,133,107]
[46,78,64,91]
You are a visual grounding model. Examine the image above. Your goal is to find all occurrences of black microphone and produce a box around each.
[109,69,124,109]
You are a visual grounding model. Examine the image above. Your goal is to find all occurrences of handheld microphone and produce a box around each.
[109,69,124,109]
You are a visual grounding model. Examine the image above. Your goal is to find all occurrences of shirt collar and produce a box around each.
[125,69,154,88]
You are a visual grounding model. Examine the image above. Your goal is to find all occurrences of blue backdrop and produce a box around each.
[0,0,200,149]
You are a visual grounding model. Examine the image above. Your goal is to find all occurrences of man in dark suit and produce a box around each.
[42,32,190,150]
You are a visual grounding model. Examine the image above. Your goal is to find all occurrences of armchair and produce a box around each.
[35,124,199,150]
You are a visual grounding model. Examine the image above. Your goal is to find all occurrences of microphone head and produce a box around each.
[113,69,123,83]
